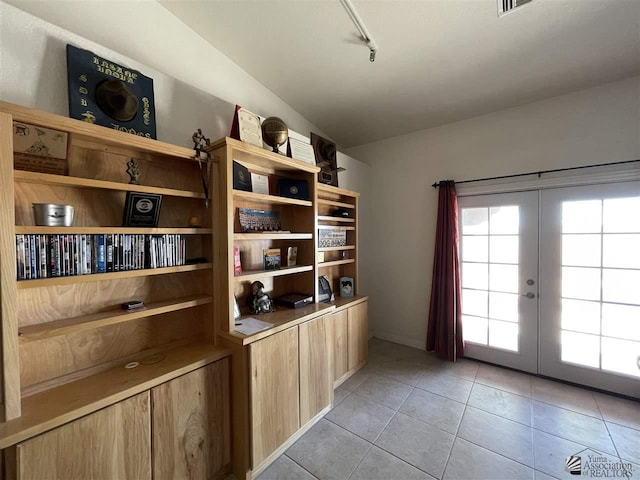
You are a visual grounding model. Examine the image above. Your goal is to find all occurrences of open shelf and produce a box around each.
[318,246,356,252]
[15,226,213,235]
[0,341,230,449]
[234,265,313,282]
[234,232,312,241]
[317,216,355,223]
[220,302,336,345]
[17,263,213,289]
[0,101,198,161]
[317,225,355,231]
[317,199,355,209]
[18,295,213,343]
[318,259,356,268]
[210,137,320,174]
[233,189,312,207]
[14,170,206,199]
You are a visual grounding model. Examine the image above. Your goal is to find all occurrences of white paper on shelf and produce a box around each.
[234,317,274,335]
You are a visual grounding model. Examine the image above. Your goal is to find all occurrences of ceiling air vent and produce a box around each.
[498,0,533,16]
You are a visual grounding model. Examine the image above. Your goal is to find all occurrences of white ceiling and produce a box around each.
[160,0,640,148]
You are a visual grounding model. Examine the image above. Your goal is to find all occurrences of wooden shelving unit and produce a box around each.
[234,233,312,241]
[234,265,314,282]
[18,294,213,342]
[0,341,230,449]
[16,227,213,235]
[0,101,219,425]
[233,190,312,207]
[16,263,213,289]
[316,184,360,298]
[208,137,320,334]
[15,170,206,199]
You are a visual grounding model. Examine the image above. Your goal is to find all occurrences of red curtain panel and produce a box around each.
[426,180,464,361]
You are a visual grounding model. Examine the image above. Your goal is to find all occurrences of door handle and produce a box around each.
[522,292,536,299]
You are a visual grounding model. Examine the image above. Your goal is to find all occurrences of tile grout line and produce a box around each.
[283,453,322,480]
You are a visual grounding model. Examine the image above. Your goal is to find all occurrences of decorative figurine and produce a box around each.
[246,281,275,314]
[126,158,141,184]
[192,128,211,208]
[192,128,211,155]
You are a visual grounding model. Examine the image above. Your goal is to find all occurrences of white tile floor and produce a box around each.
[256,338,640,480]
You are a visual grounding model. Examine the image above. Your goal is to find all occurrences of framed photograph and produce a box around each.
[238,208,281,232]
[122,192,162,227]
[13,122,69,175]
[233,161,252,192]
[251,172,270,195]
[263,248,281,270]
[339,277,354,297]
[230,105,263,148]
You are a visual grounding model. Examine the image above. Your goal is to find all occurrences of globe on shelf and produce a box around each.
[261,117,288,153]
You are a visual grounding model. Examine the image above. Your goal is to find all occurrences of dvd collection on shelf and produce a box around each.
[15,233,188,281]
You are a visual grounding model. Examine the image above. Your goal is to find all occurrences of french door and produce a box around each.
[459,181,640,398]
[458,191,539,373]
[539,182,640,398]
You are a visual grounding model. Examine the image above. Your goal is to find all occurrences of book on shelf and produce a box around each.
[15,233,189,281]
[287,246,298,267]
[233,245,242,276]
[263,248,281,271]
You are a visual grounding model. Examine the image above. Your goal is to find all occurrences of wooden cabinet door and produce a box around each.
[151,359,230,480]
[332,310,349,385]
[249,327,299,468]
[348,302,368,371]
[15,392,151,480]
[299,314,332,425]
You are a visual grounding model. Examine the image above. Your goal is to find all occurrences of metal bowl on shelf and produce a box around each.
[32,203,74,227]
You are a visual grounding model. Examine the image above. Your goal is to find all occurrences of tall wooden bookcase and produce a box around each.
[0,102,231,478]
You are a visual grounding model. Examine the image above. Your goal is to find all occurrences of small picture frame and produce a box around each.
[339,276,354,298]
[263,248,281,271]
[233,161,252,192]
[122,192,162,227]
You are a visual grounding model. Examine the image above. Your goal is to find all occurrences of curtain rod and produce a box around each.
[431,159,640,188]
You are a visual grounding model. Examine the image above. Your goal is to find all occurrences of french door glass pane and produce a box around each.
[490,206,519,234]
[602,303,640,341]
[602,269,640,305]
[461,204,520,353]
[601,337,640,378]
[462,315,488,344]
[489,320,518,351]
[489,292,518,322]
[561,299,600,335]
[462,289,488,317]
[489,235,518,264]
[489,264,518,293]
[561,331,600,368]
[559,195,640,377]
[562,200,601,233]
[603,197,640,232]
[562,267,600,301]
[462,208,489,234]
[603,234,640,268]
[562,234,601,267]
[462,263,488,289]
[462,235,488,262]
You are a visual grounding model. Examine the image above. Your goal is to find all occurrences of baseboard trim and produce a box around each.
[371,331,425,350]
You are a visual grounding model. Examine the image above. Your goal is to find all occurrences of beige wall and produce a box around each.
[0,1,373,301]
[347,76,640,348]
[0,1,370,193]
